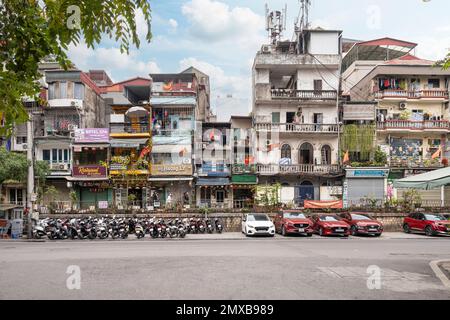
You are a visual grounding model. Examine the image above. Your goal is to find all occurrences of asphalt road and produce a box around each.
[1,234,450,300]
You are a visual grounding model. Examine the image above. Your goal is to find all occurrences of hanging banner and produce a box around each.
[304,200,343,209]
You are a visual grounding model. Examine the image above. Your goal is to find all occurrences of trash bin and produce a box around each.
[11,219,23,239]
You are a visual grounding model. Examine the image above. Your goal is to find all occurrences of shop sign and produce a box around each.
[346,169,389,178]
[73,165,107,178]
[75,128,109,143]
[151,164,192,176]
[110,163,127,171]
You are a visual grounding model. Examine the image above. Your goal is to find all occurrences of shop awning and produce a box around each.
[110,138,148,148]
[151,144,192,154]
[0,204,22,211]
[66,177,109,182]
[148,177,193,181]
[196,178,230,186]
[393,167,450,190]
[72,144,110,149]
[231,174,257,185]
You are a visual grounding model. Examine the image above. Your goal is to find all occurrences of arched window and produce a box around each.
[321,145,332,165]
[299,142,314,164]
[281,144,291,159]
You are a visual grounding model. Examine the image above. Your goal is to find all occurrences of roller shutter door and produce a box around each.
[347,178,384,204]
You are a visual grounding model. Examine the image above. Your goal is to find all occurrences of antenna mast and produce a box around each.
[295,0,311,54]
[265,3,287,45]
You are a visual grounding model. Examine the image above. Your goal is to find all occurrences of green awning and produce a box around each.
[232,174,257,185]
[393,167,450,190]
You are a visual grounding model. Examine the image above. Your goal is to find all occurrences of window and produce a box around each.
[428,79,440,89]
[43,148,70,164]
[281,144,291,159]
[216,190,225,203]
[314,80,323,93]
[48,83,55,100]
[59,82,67,98]
[74,83,84,99]
[286,112,295,123]
[9,189,23,205]
[272,112,280,123]
[321,145,331,165]
[16,136,27,144]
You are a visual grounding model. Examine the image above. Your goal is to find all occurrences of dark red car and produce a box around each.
[311,214,350,237]
[403,213,450,236]
[274,210,313,236]
[339,212,383,237]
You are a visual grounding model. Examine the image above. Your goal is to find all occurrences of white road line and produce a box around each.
[429,260,450,289]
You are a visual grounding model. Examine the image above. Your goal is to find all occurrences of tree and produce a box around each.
[0,0,152,133]
[442,53,450,70]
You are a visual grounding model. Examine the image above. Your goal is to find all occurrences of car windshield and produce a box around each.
[319,215,339,222]
[424,214,446,221]
[247,215,269,221]
[283,212,306,219]
[351,214,371,220]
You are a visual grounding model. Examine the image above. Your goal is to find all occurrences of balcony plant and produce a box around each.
[399,110,411,120]
[111,156,130,165]
[135,158,149,170]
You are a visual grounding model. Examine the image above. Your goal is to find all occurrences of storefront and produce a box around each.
[343,168,389,208]
[148,177,193,209]
[231,174,257,208]
[196,177,232,209]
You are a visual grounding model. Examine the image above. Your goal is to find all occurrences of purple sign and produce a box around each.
[75,128,109,143]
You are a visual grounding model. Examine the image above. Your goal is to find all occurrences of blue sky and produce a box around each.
[68,0,450,121]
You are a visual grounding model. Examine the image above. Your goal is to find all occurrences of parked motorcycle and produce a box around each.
[214,218,223,233]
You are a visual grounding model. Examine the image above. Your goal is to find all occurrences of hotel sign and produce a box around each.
[73,165,107,178]
[75,128,110,143]
[151,164,192,176]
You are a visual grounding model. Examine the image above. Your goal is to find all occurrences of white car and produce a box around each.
[242,213,275,237]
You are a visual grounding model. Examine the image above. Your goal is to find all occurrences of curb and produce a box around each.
[430,260,450,289]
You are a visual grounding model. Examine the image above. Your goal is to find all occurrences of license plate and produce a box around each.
[368,229,378,232]
[335,229,344,232]
[298,228,305,232]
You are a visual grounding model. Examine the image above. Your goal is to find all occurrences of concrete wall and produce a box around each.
[297,67,340,91]
[308,32,340,55]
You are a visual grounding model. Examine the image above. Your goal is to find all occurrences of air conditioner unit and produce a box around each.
[68,124,78,131]
[69,131,76,138]
[22,144,28,150]
[261,45,271,54]
[399,102,407,110]
[51,163,68,171]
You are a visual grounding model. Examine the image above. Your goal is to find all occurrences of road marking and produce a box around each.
[429,260,450,289]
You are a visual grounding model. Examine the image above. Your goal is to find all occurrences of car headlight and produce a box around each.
[247,224,255,229]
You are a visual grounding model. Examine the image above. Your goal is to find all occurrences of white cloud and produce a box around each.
[181,0,265,46]
[178,57,251,121]
[168,18,178,29]
[68,43,160,79]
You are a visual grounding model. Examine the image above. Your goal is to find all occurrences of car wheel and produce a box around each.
[403,223,411,234]
[350,225,358,236]
[425,225,435,237]
[319,227,324,237]
[306,233,312,237]
[281,225,286,236]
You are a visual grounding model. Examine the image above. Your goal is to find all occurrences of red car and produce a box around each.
[311,214,350,237]
[274,210,313,236]
[339,212,383,237]
[403,213,450,236]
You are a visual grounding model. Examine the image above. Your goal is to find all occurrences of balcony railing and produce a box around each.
[110,122,150,134]
[197,164,230,176]
[374,90,449,99]
[232,164,257,174]
[389,158,443,169]
[255,123,340,133]
[377,120,450,131]
[271,89,337,100]
[257,164,341,175]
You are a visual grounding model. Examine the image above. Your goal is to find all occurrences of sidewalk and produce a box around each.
[1,232,447,242]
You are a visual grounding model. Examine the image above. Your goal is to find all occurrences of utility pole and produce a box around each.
[26,113,34,239]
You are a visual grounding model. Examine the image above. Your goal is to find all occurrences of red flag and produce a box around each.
[343,150,350,164]
[139,146,151,158]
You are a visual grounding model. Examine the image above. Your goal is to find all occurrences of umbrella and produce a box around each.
[125,106,149,117]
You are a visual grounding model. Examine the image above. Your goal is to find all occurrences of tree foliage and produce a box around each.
[0,0,152,132]
[0,147,29,184]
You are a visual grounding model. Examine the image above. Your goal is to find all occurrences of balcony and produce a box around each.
[152,129,193,137]
[389,158,443,169]
[257,164,341,175]
[110,122,150,134]
[271,89,337,101]
[377,120,450,131]
[255,123,340,133]
[374,90,449,100]
[197,164,230,177]
[232,164,257,174]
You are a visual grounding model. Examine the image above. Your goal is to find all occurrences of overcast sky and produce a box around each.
[68,0,450,121]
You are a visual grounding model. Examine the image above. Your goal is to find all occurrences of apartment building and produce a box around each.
[343,38,450,206]
[252,27,344,206]
[35,69,106,211]
[149,68,211,208]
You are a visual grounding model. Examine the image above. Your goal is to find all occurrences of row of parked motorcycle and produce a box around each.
[32,216,224,240]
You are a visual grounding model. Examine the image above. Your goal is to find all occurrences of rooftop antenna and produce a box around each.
[265,3,287,45]
[294,0,312,53]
